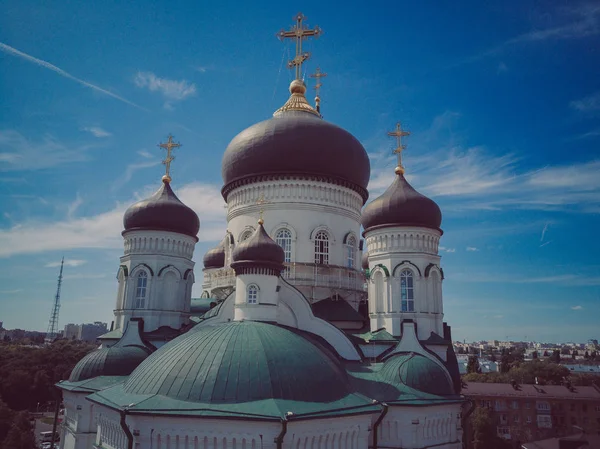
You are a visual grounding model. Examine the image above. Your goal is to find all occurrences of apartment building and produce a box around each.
[462,382,600,445]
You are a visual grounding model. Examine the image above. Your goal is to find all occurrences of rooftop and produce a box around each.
[461,382,600,400]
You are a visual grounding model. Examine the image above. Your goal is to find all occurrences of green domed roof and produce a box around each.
[124,321,353,403]
[379,352,454,396]
[69,345,151,382]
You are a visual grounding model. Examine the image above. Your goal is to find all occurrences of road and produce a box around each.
[34,413,61,448]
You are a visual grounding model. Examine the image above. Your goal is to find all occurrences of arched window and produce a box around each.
[400,269,414,312]
[374,271,384,313]
[247,284,258,304]
[240,229,253,242]
[314,231,329,265]
[135,271,148,308]
[345,235,356,268]
[275,229,292,263]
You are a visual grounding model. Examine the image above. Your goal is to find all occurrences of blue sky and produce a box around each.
[1,0,599,342]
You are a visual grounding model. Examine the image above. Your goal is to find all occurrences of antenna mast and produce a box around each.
[45,257,64,344]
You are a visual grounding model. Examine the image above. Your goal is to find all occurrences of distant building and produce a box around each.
[78,322,107,341]
[561,364,600,376]
[63,324,80,340]
[462,382,600,445]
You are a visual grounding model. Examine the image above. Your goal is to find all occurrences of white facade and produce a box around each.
[114,229,197,332]
[364,226,444,339]
[203,179,366,305]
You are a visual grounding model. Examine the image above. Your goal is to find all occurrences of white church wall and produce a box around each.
[287,414,370,449]
[115,229,196,332]
[234,273,280,322]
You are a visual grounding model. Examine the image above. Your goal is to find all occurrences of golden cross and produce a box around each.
[309,67,327,97]
[277,13,322,80]
[255,193,271,225]
[158,135,181,181]
[388,122,410,174]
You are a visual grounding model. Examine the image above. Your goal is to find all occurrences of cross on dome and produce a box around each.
[309,67,327,113]
[388,122,410,175]
[277,13,322,80]
[158,135,181,183]
[255,193,271,225]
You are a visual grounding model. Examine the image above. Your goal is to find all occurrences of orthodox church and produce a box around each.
[57,13,465,449]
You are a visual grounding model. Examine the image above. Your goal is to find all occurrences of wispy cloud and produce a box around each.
[570,91,600,112]
[439,246,456,253]
[455,273,600,287]
[0,289,23,294]
[62,273,106,280]
[0,130,92,171]
[466,247,479,252]
[134,72,196,108]
[45,259,86,268]
[0,41,144,109]
[112,160,161,192]
[67,194,83,219]
[0,182,225,257]
[82,126,111,138]
[366,112,600,214]
[540,223,549,242]
[137,150,154,159]
[571,305,583,310]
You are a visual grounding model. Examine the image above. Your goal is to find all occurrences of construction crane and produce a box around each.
[45,257,64,344]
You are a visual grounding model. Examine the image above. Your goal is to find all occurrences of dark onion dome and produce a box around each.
[202,239,225,269]
[361,251,369,270]
[379,352,455,396]
[361,172,442,233]
[123,321,355,404]
[221,80,371,203]
[123,178,200,239]
[69,344,151,382]
[231,220,285,274]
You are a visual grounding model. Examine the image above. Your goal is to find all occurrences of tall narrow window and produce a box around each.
[247,284,258,304]
[400,269,414,312]
[275,229,292,263]
[346,236,356,268]
[314,231,329,264]
[135,271,148,308]
[374,271,384,313]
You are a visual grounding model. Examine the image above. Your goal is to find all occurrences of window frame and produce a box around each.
[400,269,415,312]
[275,228,293,263]
[314,230,330,265]
[134,271,148,309]
[345,235,357,268]
[247,284,259,304]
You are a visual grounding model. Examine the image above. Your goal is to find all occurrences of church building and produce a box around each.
[57,13,466,449]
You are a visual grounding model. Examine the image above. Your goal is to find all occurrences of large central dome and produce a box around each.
[221,81,370,203]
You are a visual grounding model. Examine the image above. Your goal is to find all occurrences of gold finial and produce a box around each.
[388,122,410,175]
[309,67,327,113]
[277,13,322,80]
[255,193,271,225]
[158,134,181,183]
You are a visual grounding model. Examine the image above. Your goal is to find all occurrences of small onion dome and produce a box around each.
[221,81,370,204]
[361,173,442,233]
[123,179,200,239]
[379,352,455,396]
[231,221,284,274]
[203,239,225,269]
[68,344,151,382]
[361,251,369,270]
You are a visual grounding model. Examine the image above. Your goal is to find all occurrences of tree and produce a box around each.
[551,350,561,364]
[467,356,481,374]
[490,352,497,362]
[561,347,570,355]
[532,351,538,359]
[471,407,509,449]
[572,350,578,359]
[500,355,511,373]
[584,351,589,359]
[1,411,37,449]
[458,347,465,354]
[543,350,549,357]
[0,398,14,443]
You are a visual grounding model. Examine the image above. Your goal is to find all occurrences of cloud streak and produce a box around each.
[0,41,144,110]
[570,91,600,112]
[134,72,196,108]
[45,259,87,268]
[82,127,111,138]
[0,182,226,257]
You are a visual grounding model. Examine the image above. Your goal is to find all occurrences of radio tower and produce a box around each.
[45,257,64,344]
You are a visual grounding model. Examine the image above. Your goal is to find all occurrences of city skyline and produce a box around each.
[1,0,599,341]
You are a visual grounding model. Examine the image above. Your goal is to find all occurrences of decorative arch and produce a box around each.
[270,222,297,240]
[183,268,194,280]
[272,223,296,263]
[309,225,336,243]
[130,263,154,277]
[238,226,255,242]
[392,260,421,277]
[424,263,443,279]
[157,265,182,278]
[343,231,358,245]
[225,231,235,245]
[371,263,390,278]
[116,264,128,278]
[246,283,259,304]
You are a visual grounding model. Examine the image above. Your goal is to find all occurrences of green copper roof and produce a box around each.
[88,321,380,420]
[379,352,455,396]
[190,297,219,315]
[57,376,126,393]
[124,321,353,403]
[69,345,151,382]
